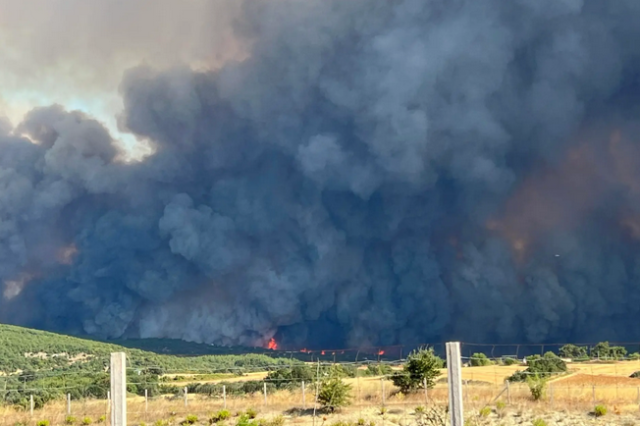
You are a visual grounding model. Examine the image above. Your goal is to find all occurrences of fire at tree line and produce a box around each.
[2,321,640,412]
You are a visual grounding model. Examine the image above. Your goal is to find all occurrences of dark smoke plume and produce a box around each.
[4,0,640,348]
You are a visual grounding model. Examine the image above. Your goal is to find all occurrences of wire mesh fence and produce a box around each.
[6,342,640,424]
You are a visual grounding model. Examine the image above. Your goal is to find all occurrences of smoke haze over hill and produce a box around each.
[3,0,640,348]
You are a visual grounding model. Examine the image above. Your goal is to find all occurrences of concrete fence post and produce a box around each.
[302,381,306,409]
[67,393,71,415]
[110,352,127,426]
[184,387,188,407]
[263,382,268,406]
[223,385,227,409]
[145,389,148,412]
[446,342,464,426]
[423,378,428,404]
[30,395,34,417]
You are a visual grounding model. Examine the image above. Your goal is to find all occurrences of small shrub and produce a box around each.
[82,418,92,425]
[65,416,77,425]
[527,376,546,401]
[495,401,506,410]
[478,406,491,417]
[379,407,387,415]
[246,409,258,419]
[154,421,169,426]
[211,410,232,423]
[318,378,352,411]
[357,419,366,426]
[502,357,519,366]
[470,353,492,367]
[532,419,547,426]
[368,422,376,426]
[36,422,50,426]
[237,415,258,426]
[98,416,106,424]
[181,415,199,425]
[593,405,607,417]
[391,347,443,393]
[140,423,147,426]
[414,406,426,415]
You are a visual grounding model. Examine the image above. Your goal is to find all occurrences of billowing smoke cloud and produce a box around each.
[3,0,640,347]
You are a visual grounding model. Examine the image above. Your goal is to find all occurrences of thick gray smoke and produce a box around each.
[3,0,640,347]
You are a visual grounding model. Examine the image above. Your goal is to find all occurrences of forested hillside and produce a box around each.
[0,324,301,409]
[0,324,297,374]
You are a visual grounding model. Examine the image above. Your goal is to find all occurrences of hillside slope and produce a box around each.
[0,324,297,374]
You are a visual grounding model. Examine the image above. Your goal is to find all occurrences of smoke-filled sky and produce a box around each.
[3,0,640,348]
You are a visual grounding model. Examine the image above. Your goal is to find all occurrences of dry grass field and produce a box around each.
[6,361,640,425]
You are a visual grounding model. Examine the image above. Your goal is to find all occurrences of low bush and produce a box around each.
[532,419,547,426]
[82,418,92,425]
[65,416,77,425]
[181,415,198,425]
[246,408,258,419]
[469,353,492,367]
[502,357,519,366]
[211,410,232,423]
[36,421,50,426]
[593,405,607,417]
[527,376,546,401]
[478,406,491,417]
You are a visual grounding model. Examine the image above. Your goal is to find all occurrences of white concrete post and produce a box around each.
[67,393,71,415]
[107,391,110,402]
[30,395,34,417]
[110,352,127,426]
[223,385,227,409]
[145,389,148,412]
[302,381,306,409]
[423,378,428,403]
[381,378,385,406]
[263,382,268,406]
[184,387,188,407]
[446,342,464,426]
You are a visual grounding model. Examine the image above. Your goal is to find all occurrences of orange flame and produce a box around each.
[267,338,278,350]
[321,350,326,355]
[300,348,308,353]
[378,350,385,356]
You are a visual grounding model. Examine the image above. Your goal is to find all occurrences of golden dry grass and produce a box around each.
[6,361,640,425]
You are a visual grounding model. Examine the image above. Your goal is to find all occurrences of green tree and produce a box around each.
[591,342,611,359]
[317,378,352,412]
[469,353,492,367]
[391,347,442,393]
[558,344,587,359]
[508,352,566,382]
